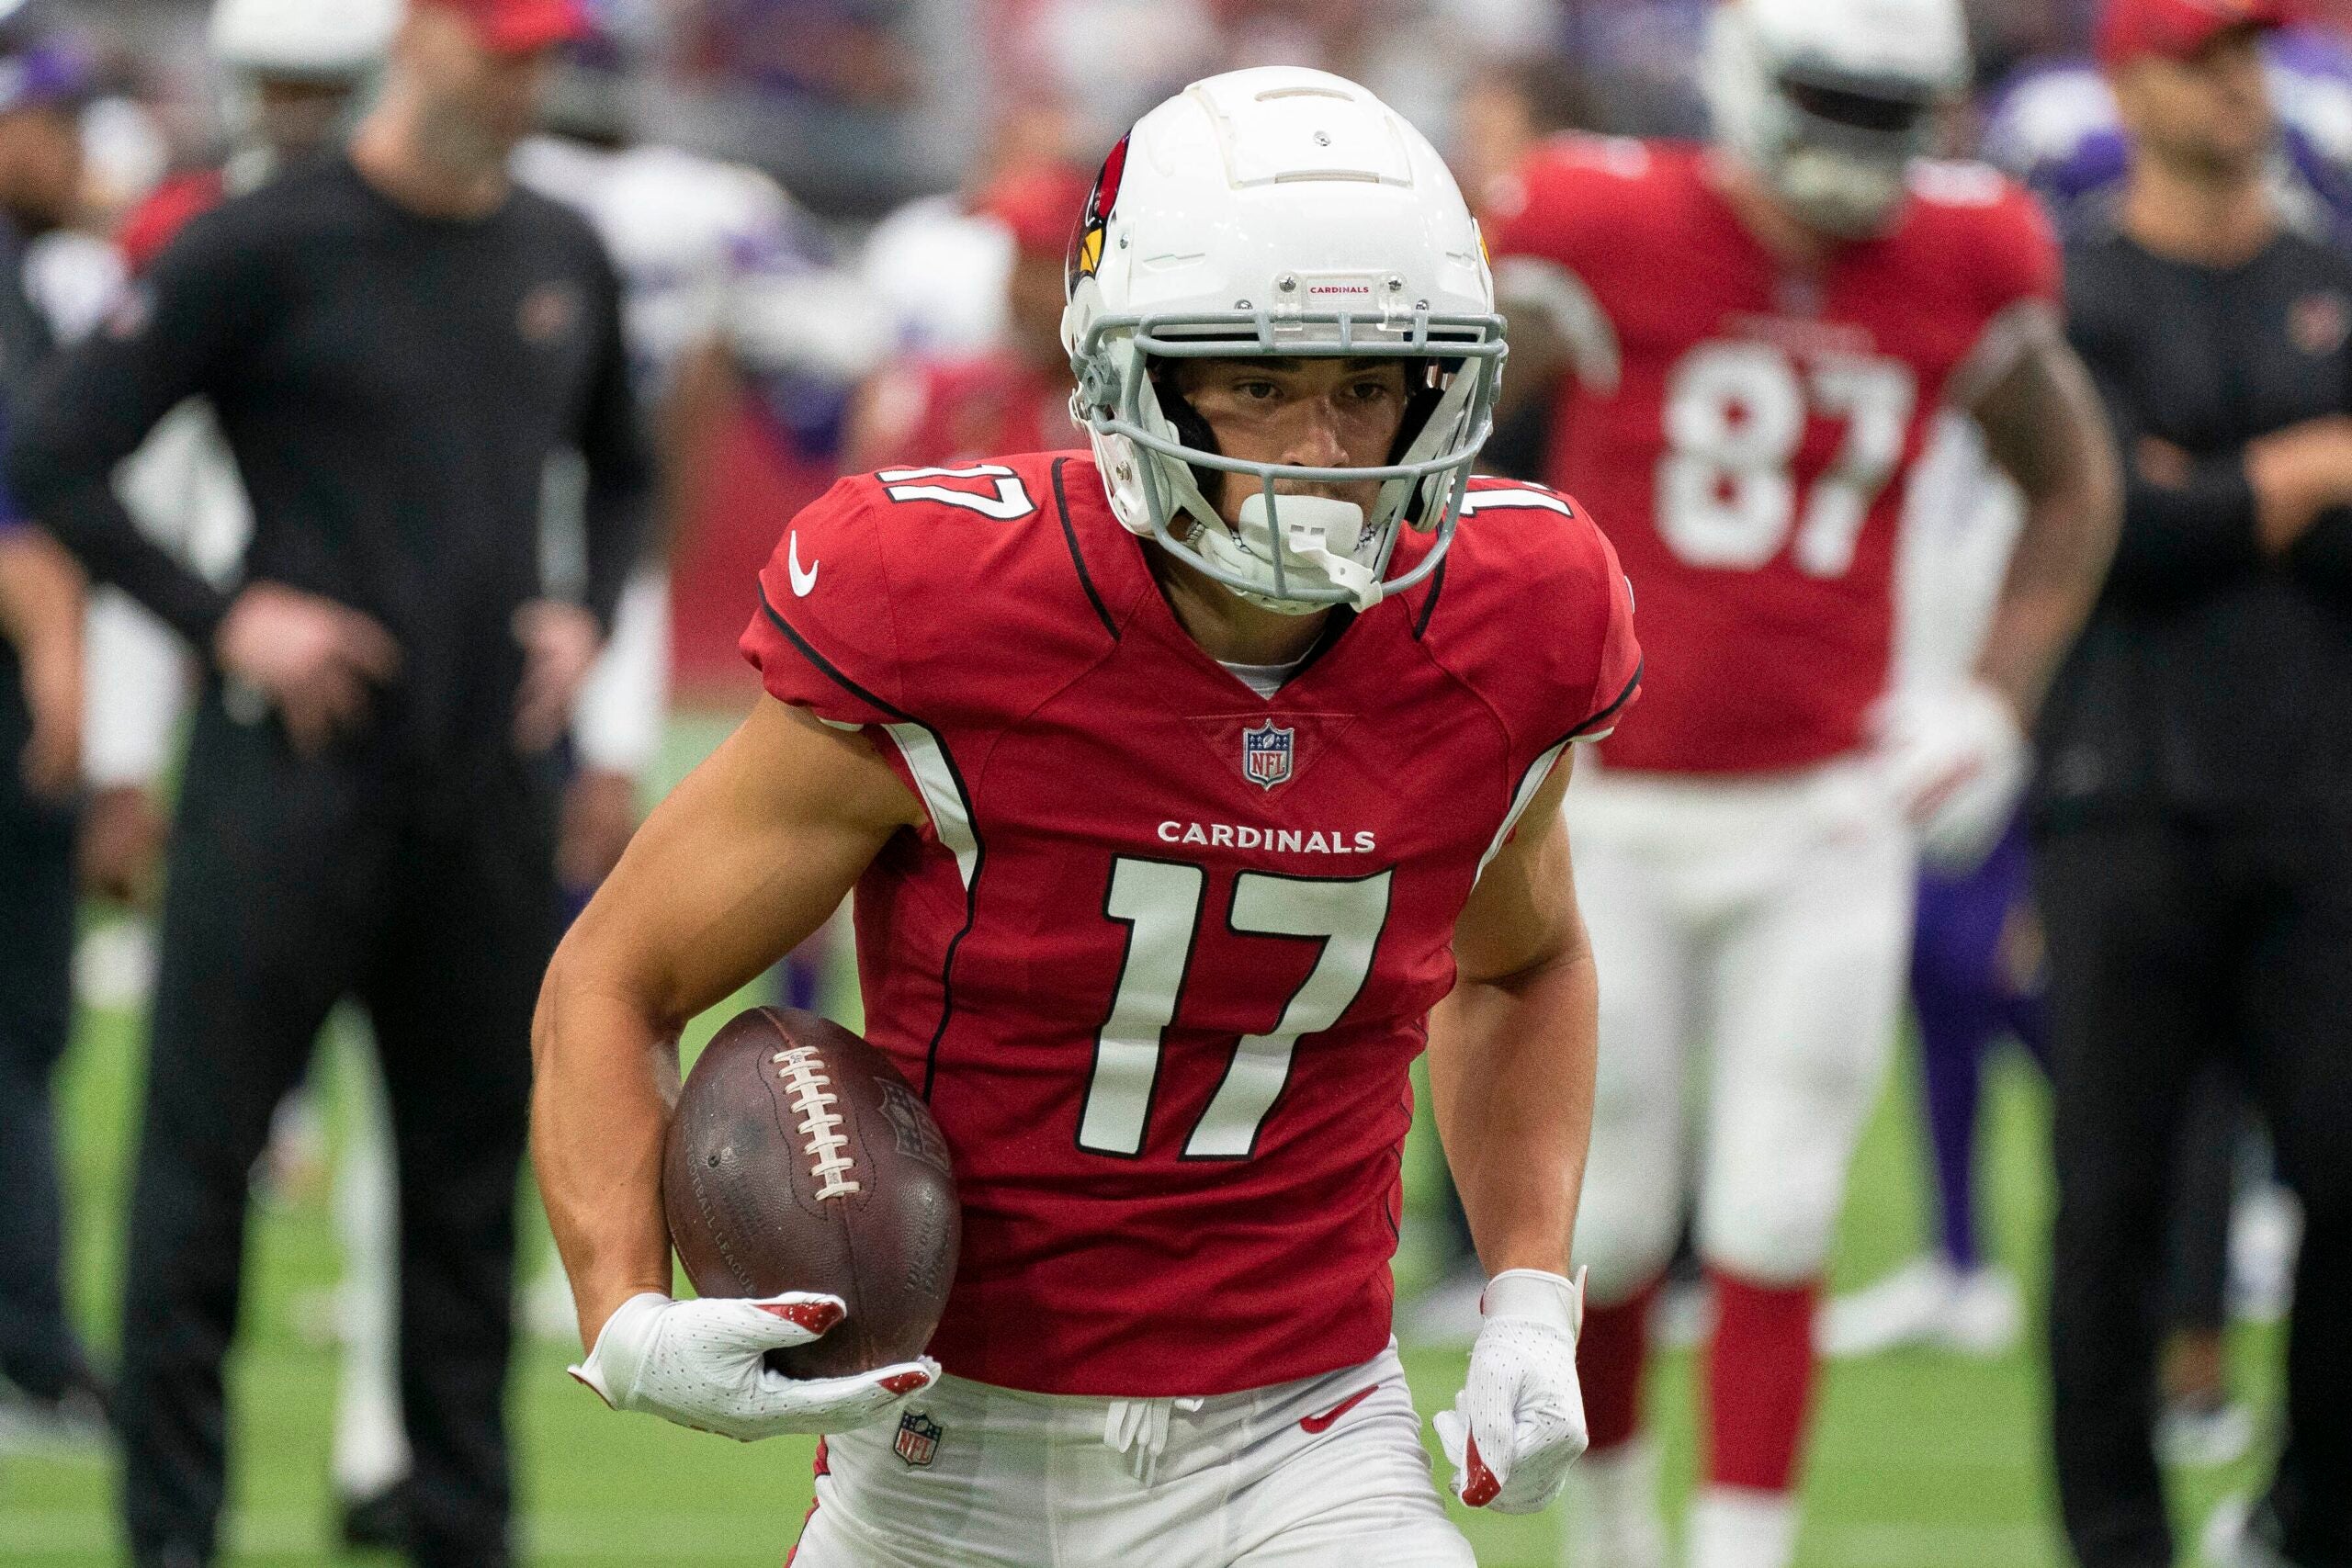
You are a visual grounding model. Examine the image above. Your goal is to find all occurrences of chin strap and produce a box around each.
[1193,492,1387,615]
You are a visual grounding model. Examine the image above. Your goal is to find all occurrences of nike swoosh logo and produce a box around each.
[1299,1383,1378,1435]
[788,531,820,597]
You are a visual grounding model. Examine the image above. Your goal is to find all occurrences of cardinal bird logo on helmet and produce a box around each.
[1069,134,1129,288]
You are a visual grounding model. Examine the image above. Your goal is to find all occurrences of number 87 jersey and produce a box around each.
[741,450,1640,1398]
[1485,135,2059,776]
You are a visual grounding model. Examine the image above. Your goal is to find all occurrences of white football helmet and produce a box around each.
[1705,0,1973,237]
[209,0,401,79]
[1062,67,1504,615]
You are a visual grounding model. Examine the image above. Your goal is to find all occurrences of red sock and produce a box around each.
[1706,1268,1820,1493]
[1577,1278,1659,1454]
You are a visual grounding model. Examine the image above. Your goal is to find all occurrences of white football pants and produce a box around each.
[790,1345,1475,1568]
[1565,759,1915,1302]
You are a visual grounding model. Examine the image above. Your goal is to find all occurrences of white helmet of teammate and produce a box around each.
[1704,0,1972,237]
[1062,67,1504,615]
[209,0,402,79]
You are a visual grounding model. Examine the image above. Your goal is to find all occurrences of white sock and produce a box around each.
[1688,1485,1798,1568]
[1566,1438,1668,1567]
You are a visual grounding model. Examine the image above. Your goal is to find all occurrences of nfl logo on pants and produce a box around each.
[894,1411,943,1468]
[1242,721,1295,790]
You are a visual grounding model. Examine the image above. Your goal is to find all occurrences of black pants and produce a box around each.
[2165,1061,2244,1337]
[2041,818,2352,1568]
[116,699,560,1568]
[0,683,85,1400]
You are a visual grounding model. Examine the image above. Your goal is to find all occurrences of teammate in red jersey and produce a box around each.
[536,68,1635,1564]
[843,161,1091,471]
[1484,3,2121,1565]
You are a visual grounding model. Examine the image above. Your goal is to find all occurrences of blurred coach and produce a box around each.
[2041,3,2352,1566]
[5,2,649,1565]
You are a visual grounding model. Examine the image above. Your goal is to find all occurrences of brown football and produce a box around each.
[662,1007,961,1379]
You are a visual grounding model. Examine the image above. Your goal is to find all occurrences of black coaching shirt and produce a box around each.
[2040,215,2352,824]
[5,154,650,764]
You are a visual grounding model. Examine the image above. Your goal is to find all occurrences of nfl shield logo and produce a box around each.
[894,1410,943,1468]
[1241,722,1295,791]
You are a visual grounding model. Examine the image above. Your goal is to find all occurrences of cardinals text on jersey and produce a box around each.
[1487,136,2058,775]
[741,451,1638,1397]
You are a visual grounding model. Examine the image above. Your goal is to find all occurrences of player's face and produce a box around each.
[1173,356,1412,525]
[2114,30,2276,181]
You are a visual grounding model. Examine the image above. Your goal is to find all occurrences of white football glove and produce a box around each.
[1875,680,2029,872]
[570,1292,939,1443]
[1434,1269,1589,1514]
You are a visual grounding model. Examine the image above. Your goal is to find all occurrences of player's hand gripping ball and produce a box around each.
[568,1289,933,1442]
[571,1009,962,1440]
[1435,1269,1590,1513]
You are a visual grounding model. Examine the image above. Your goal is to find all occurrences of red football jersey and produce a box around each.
[852,352,1080,470]
[1486,138,2058,775]
[741,453,1639,1396]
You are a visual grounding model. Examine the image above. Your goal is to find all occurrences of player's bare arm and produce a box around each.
[1965,327,2123,719]
[531,698,921,1348]
[1422,757,1597,1513]
[1882,324,2122,868]
[1427,757,1592,1282]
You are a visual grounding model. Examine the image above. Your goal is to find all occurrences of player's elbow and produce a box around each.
[530,935,585,1083]
[2030,434,2124,608]
[2016,353,2126,578]
[2074,420,2126,567]
[534,913,667,1081]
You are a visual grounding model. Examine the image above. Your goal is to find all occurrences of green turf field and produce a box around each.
[5,719,2282,1567]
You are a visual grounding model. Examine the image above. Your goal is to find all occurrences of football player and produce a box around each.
[536,68,1637,1564]
[1483,2,2123,1564]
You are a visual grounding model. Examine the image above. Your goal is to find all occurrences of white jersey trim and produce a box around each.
[881,721,979,888]
[1460,487,1576,519]
[1478,739,1573,878]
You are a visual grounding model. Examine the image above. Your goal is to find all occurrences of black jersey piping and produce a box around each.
[1411,554,1449,642]
[1051,457,1122,642]
[1569,661,1643,739]
[757,581,914,722]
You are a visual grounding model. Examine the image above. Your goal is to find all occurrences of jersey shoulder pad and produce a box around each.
[1485,136,1686,266]
[1911,164,2062,311]
[741,452,1095,730]
[1421,479,1642,755]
